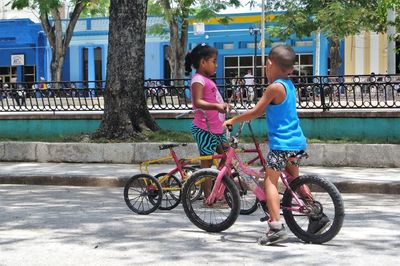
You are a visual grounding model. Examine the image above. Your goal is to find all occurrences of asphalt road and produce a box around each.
[0,184,399,266]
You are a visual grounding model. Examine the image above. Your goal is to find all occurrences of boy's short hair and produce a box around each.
[269,45,296,72]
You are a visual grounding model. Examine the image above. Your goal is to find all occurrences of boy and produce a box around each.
[223,45,329,245]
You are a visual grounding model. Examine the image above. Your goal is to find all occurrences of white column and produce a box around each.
[355,34,364,74]
[261,0,266,78]
[387,9,396,74]
[370,32,379,74]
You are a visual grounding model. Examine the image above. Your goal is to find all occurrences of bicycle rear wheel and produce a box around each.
[179,166,203,201]
[282,175,345,244]
[123,174,162,215]
[154,173,182,210]
[231,172,259,215]
[182,169,241,232]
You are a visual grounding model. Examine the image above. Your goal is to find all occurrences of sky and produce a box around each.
[219,0,262,14]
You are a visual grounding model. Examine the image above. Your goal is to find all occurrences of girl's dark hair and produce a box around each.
[184,43,218,75]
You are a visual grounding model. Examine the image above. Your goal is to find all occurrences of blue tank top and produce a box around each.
[265,79,307,151]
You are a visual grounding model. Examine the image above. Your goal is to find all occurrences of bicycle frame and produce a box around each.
[144,144,265,192]
[205,146,309,213]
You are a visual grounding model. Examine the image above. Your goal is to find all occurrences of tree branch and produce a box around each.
[39,12,56,49]
[63,0,86,52]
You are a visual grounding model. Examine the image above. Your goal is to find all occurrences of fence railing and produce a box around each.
[0,74,399,112]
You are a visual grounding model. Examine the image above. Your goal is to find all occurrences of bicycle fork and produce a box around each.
[205,166,228,205]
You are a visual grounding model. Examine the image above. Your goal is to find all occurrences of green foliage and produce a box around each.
[81,0,109,17]
[267,0,400,40]
[147,0,241,29]
[10,0,59,13]
[9,0,109,17]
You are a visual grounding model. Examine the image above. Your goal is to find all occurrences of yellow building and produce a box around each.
[345,32,397,75]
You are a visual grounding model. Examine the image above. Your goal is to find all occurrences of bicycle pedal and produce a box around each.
[260,215,269,223]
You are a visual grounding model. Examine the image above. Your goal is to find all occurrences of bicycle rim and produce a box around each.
[123,174,163,215]
[154,173,182,210]
[282,175,345,244]
[182,169,241,232]
[231,172,259,215]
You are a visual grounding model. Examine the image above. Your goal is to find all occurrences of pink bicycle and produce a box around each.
[181,122,345,244]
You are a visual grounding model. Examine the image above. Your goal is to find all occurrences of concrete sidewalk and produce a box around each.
[0,162,398,194]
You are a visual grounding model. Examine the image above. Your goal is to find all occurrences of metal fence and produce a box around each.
[0,74,399,112]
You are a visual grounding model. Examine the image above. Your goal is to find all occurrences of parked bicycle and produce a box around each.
[123,142,224,214]
[181,121,345,244]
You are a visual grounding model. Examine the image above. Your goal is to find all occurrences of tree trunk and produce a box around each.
[39,1,85,83]
[167,25,187,79]
[329,38,342,76]
[93,0,159,140]
[161,0,189,80]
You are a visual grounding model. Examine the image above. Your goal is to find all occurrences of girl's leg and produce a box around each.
[201,159,213,197]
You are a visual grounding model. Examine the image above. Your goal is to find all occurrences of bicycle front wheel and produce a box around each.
[282,175,345,244]
[123,174,163,215]
[182,169,241,232]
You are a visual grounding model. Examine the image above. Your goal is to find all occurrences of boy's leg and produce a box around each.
[258,167,288,245]
[264,167,281,222]
[259,151,290,245]
[284,163,299,183]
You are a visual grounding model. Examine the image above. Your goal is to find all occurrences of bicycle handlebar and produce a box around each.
[175,111,194,119]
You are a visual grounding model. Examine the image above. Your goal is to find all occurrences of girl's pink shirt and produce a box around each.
[191,73,225,134]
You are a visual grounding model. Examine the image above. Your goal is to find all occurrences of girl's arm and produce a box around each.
[224,83,286,126]
[192,82,226,113]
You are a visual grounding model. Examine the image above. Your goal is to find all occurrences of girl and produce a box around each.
[184,43,229,200]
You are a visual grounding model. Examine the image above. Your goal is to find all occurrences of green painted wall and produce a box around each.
[0,116,399,142]
[157,117,400,142]
[0,120,100,137]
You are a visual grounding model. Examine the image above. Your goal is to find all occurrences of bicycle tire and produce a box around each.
[182,169,241,232]
[282,175,345,244]
[154,173,182,210]
[231,172,259,215]
[123,174,163,215]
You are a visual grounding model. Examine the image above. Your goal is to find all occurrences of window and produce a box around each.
[224,54,314,79]
[0,66,17,83]
[223,43,234,49]
[82,47,103,82]
[94,47,102,81]
[83,48,88,81]
[224,55,263,78]
[23,66,36,83]
[295,41,313,47]
[295,54,313,76]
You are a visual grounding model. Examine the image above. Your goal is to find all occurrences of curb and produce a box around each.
[1,175,399,194]
[1,142,399,167]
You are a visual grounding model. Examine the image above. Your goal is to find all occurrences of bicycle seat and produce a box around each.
[158,143,187,150]
[288,150,308,161]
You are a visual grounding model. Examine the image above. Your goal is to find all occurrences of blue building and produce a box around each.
[0,19,47,83]
[0,13,335,83]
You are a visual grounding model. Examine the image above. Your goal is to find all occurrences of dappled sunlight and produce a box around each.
[0,185,399,264]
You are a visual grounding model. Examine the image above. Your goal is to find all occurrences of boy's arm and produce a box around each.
[224,83,285,126]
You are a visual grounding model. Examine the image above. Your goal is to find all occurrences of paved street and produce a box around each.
[0,184,399,266]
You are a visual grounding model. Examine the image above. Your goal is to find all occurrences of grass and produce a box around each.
[0,130,398,144]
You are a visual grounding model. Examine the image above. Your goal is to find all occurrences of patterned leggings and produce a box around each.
[191,124,227,155]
